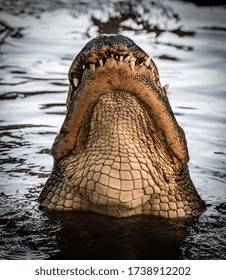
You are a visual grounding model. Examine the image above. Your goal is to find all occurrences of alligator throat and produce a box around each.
[39,34,205,218]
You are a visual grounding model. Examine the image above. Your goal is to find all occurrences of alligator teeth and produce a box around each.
[130,60,135,70]
[145,57,151,67]
[73,77,79,88]
[98,59,103,66]
[119,55,124,64]
[90,64,95,71]
[80,54,154,74]
[124,56,130,63]
[163,84,169,92]
[129,57,136,71]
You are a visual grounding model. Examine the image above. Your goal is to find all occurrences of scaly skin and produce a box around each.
[39,34,205,218]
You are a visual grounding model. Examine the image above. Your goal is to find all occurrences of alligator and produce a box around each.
[39,34,205,218]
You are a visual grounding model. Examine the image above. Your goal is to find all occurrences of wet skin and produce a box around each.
[39,34,205,218]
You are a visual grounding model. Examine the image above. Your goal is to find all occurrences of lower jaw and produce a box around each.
[48,199,193,219]
[45,189,195,219]
[52,197,157,218]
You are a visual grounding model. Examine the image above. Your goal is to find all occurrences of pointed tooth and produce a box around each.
[73,77,79,88]
[119,55,124,62]
[82,64,86,70]
[129,57,136,70]
[115,55,118,59]
[145,57,151,67]
[139,62,144,67]
[130,60,135,70]
[111,54,114,58]
[90,63,95,71]
[163,84,169,92]
[151,68,156,79]
[124,56,130,63]
[98,59,103,66]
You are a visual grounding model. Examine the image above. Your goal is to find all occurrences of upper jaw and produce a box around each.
[68,34,161,91]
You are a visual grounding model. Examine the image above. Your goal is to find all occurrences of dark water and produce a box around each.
[0,0,226,260]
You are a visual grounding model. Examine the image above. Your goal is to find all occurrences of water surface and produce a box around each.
[0,0,226,259]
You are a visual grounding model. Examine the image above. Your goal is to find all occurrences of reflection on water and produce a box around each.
[0,0,226,259]
[0,191,194,260]
[47,213,192,260]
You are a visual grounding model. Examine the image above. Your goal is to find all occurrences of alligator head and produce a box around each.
[39,34,205,218]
